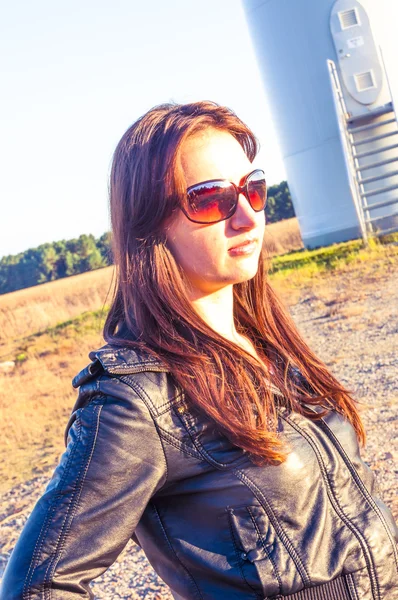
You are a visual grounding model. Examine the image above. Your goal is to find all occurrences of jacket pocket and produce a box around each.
[227,504,282,598]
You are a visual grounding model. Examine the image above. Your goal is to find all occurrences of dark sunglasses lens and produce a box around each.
[247,171,267,211]
[186,181,236,223]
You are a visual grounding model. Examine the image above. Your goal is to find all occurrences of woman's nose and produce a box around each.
[230,192,258,229]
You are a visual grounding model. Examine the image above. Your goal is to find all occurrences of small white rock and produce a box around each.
[0,361,15,373]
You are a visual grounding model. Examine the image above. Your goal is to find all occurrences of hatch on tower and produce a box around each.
[330,0,384,109]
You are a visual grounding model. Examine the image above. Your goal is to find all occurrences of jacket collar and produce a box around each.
[85,345,301,399]
[88,343,168,375]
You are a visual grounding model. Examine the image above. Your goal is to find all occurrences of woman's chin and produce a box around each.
[231,263,260,285]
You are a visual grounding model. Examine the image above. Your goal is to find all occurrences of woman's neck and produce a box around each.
[190,285,260,360]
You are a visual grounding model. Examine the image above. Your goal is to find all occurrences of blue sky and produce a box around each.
[1,0,396,259]
[0,0,286,259]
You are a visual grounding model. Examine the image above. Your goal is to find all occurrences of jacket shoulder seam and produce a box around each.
[119,373,157,413]
[117,374,169,488]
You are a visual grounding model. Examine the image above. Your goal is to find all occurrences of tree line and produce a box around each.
[266,180,294,224]
[0,181,293,295]
[0,233,112,295]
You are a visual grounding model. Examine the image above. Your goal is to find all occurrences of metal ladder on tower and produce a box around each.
[327,59,398,243]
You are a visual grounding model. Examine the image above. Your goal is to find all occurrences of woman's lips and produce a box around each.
[228,238,258,256]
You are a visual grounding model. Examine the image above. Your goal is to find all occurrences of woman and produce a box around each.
[2,101,398,599]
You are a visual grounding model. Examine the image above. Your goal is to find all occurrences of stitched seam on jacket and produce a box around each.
[283,415,380,600]
[152,503,204,600]
[231,468,311,588]
[157,427,204,460]
[117,375,169,487]
[157,391,185,414]
[119,374,203,461]
[247,506,283,595]
[318,420,398,573]
[177,410,237,469]
[118,373,157,407]
[44,402,102,599]
[119,374,158,413]
[346,573,360,600]
[100,359,164,370]
[226,510,260,598]
[23,415,83,600]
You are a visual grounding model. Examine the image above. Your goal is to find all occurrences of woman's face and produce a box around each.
[166,128,266,297]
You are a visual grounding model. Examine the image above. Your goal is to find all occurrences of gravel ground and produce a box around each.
[1,263,397,598]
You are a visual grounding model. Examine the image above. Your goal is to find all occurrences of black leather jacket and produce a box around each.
[2,343,398,599]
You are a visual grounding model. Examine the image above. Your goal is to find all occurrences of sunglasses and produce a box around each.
[182,169,267,224]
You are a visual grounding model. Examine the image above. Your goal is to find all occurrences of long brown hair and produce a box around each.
[104,100,365,465]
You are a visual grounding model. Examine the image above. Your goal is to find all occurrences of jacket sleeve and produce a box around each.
[0,374,168,599]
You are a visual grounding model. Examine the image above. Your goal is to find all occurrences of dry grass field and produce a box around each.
[0,264,116,343]
[0,217,397,494]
